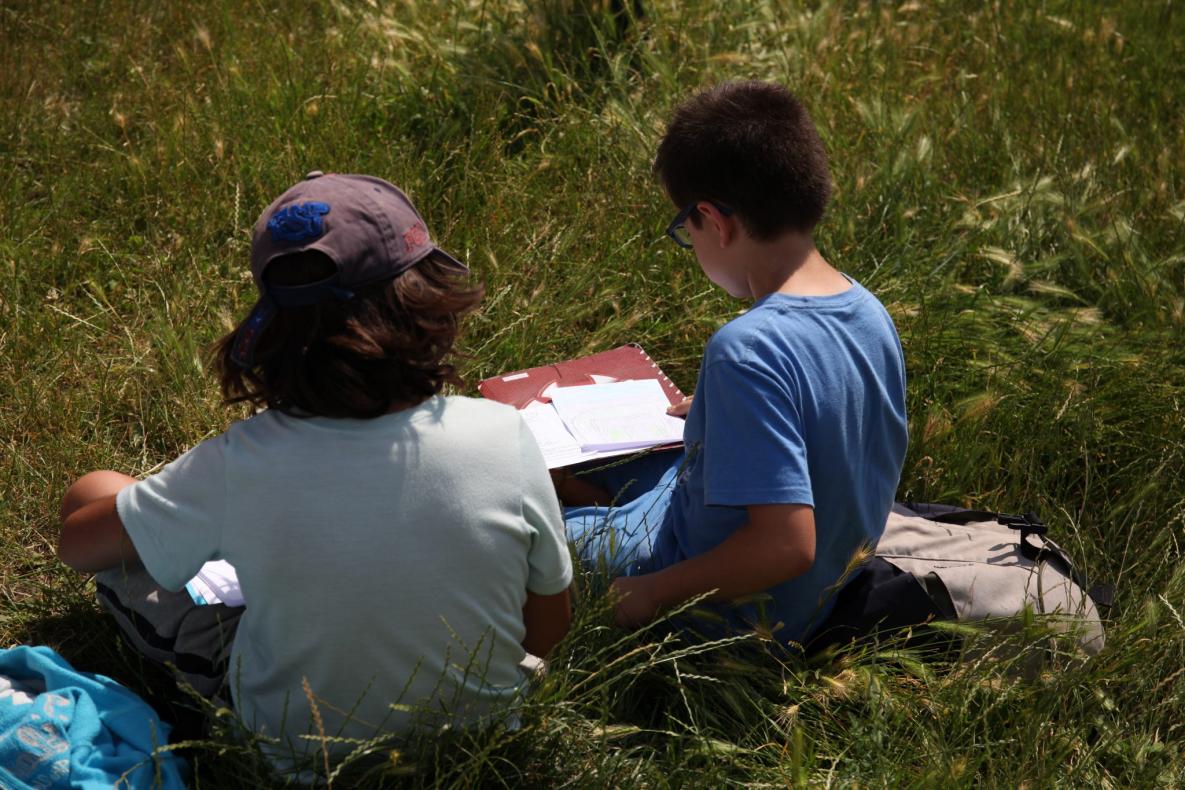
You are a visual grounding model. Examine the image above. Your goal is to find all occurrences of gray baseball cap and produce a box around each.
[231,171,468,367]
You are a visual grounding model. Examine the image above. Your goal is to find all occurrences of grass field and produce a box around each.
[3,0,1185,786]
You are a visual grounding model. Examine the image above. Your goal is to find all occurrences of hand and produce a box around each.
[610,574,660,628]
[666,395,694,418]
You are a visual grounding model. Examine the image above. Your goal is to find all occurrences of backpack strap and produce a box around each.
[1088,583,1116,611]
[994,512,1115,612]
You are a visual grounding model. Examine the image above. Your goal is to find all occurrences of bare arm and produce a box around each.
[612,503,815,627]
[522,586,572,657]
[58,471,141,573]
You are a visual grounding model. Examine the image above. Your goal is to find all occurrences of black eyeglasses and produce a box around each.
[665,201,734,248]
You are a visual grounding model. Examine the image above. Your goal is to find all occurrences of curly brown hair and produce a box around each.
[214,251,484,418]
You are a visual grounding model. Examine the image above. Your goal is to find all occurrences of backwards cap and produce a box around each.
[231,171,467,367]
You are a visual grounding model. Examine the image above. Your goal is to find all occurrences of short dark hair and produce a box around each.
[653,81,832,239]
[214,251,484,419]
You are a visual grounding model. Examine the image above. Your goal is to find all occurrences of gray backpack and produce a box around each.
[809,503,1111,657]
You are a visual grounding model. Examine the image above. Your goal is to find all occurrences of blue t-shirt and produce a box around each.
[649,278,908,644]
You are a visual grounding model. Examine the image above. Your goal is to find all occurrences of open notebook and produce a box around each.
[479,344,686,469]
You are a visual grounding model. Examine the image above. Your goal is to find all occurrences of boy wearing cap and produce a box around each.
[58,173,573,770]
[562,82,908,646]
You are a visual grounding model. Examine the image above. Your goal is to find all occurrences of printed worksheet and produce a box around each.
[520,402,589,469]
[548,379,686,452]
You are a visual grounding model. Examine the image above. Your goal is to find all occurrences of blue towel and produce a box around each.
[0,645,186,789]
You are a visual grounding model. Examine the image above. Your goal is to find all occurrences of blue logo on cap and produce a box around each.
[268,202,331,242]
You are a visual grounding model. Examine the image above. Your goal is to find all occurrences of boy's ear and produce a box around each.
[697,202,736,247]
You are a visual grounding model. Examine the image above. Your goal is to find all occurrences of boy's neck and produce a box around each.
[739,234,851,300]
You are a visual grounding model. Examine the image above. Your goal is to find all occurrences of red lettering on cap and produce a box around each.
[403,223,428,250]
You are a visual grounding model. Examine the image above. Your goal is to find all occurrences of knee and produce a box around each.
[60,471,137,523]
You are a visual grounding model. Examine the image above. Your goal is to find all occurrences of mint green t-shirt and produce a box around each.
[116,396,571,761]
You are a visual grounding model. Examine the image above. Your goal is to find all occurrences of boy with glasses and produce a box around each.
[561,81,908,647]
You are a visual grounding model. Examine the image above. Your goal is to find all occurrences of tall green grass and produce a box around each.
[2,0,1184,785]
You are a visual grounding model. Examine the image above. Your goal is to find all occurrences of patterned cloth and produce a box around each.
[0,645,186,789]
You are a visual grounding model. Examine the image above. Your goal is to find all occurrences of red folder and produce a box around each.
[478,344,685,410]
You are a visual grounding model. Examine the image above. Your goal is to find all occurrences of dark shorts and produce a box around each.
[95,565,244,700]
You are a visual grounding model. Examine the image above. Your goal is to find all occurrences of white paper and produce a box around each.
[520,402,588,469]
[548,379,686,451]
[185,560,244,607]
[521,391,682,469]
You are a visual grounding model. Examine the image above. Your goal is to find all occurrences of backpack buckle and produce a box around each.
[998,512,1050,562]
[998,512,1047,536]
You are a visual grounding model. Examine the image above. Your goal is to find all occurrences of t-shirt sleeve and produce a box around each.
[700,358,814,507]
[115,435,228,592]
[517,416,573,595]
